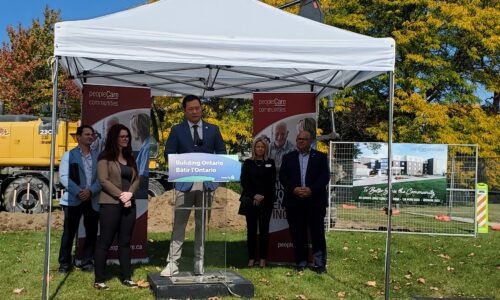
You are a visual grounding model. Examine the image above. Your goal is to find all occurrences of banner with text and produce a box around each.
[78,84,151,263]
[168,153,241,182]
[253,92,316,263]
[352,143,448,204]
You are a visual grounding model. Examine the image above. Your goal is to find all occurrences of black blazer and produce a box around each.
[279,149,330,207]
[240,158,276,209]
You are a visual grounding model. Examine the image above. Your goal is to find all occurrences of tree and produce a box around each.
[0,6,80,118]
[311,0,500,157]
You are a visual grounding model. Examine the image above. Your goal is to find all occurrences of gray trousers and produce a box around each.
[167,190,212,274]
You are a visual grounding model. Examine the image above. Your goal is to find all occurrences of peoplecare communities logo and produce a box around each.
[257,97,286,113]
[87,90,119,106]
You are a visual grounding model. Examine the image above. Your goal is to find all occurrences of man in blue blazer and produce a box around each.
[161,95,226,277]
[58,125,101,273]
[279,130,330,274]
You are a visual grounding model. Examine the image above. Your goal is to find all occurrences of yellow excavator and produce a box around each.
[0,115,78,213]
[0,113,170,213]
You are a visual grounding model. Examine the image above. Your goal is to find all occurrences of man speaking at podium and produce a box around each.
[161,95,226,277]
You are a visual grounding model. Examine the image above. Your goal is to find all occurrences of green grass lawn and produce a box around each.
[0,229,499,299]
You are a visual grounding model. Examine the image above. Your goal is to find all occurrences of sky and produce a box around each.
[0,0,146,44]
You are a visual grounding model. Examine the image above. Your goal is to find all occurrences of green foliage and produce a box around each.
[317,0,500,158]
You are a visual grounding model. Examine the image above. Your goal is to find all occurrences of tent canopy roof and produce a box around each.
[54,0,395,98]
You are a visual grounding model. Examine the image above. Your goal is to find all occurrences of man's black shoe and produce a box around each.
[58,265,71,273]
[314,266,327,274]
[80,263,94,272]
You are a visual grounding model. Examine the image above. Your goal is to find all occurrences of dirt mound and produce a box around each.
[147,187,246,232]
[0,187,246,233]
[0,210,64,232]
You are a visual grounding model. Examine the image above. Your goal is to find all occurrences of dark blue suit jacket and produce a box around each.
[279,149,330,207]
[164,120,226,191]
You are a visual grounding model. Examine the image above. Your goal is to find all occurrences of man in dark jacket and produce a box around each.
[161,95,226,277]
[279,130,330,273]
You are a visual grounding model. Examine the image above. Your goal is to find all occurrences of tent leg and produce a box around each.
[384,71,395,300]
[42,56,59,300]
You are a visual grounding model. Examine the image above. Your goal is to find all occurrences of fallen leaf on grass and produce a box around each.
[438,254,450,260]
[447,266,454,272]
[137,279,150,288]
[259,278,270,285]
[208,297,220,300]
[342,246,348,251]
[337,291,346,297]
[276,297,286,300]
[296,294,307,300]
[496,266,500,270]
[148,239,154,243]
[13,288,24,295]
[467,252,475,257]
[285,271,293,277]
[430,286,439,291]
[365,281,377,287]
[297,270,305,276]
[393,285,401,291]
[405,282,412,286]
[155,266,162,272]
[404,274,412,280]
[417,278,426,284]
[22,269,29,273]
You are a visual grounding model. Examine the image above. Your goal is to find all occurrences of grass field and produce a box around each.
[0,228,499,299]
[333,203,499,234]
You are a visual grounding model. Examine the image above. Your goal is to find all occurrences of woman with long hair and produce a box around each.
[94,124,139,289]
[239,137,276,268]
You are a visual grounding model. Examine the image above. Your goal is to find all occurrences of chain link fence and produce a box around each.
[327,142,478,236]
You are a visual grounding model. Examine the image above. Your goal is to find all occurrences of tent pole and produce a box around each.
[42,56,59,300]
[384,71,395,300]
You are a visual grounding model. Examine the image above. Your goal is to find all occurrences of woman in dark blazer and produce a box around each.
[94,124,140,290]
[239,137,276,268]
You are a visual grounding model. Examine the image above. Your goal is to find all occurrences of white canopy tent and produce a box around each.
[53,0,395,99]
[45,0,397,299]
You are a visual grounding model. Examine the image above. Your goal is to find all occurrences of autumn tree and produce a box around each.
[310,1,499,152]
[0,6,80,118]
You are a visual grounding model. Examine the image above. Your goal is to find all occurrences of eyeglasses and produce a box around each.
[119,135,130,140]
